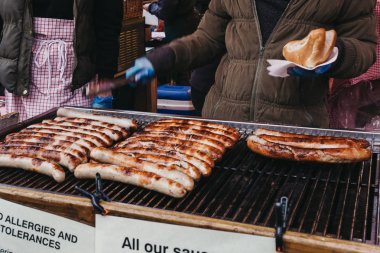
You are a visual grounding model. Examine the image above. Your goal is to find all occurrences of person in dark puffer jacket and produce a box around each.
[144,0,200,85]
[0,0,123,121]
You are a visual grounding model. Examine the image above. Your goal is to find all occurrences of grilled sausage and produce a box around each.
[0,154,65,183]
[42,119,124,141]
[116,152,201,181]
[147,122,240,142]
[118,136,222,160]
[75,163,186,198]
[57,108,138,130]
[142,125,236,148]
[157,119,240,136]
[247,135,372,163]
[53,117,129,138]
[21,128,106,147]
[254,128,370,149]
[4,141,88,162]
[91,147,194,191]
[10,132,96,151]
[116,140,215,168]
[28,123,113,146]
[5,136,89,156]
[42,120,123,141]
[112,147,213,176]
[132,131,226,153]
[0,146,83,171]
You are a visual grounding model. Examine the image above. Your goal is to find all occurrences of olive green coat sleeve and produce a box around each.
[329,0,378,78]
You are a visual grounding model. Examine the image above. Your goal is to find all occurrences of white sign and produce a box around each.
[0,198,95,253]
[96,215,276,253]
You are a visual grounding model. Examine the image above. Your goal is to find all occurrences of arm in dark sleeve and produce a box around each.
[148,0,179,21]
[95,0,123,79]
[169,0,229,71]
[146,0,229,75]
[328,0,377,78]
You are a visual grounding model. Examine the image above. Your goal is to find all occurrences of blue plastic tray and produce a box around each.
[157,85,191,101]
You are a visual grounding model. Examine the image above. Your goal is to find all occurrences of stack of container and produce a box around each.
[157,85,196,116]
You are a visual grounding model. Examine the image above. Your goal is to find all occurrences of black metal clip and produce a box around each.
[75,173,111,215]
[275,197,288,252]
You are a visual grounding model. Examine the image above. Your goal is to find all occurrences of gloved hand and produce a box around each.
[125,57,155,88]
[287,63,332,77]
[92,96,113,109]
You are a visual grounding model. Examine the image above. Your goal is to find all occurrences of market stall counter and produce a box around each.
[0,107,379,253]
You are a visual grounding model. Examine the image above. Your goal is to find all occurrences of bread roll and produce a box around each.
[283,28,337,68]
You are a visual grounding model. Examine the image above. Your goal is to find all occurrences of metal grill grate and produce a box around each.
[0,108,379,245]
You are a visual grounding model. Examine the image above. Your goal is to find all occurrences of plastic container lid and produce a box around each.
[157,85,191,101]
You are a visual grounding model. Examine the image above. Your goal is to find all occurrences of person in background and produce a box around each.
[329,0,380,130]
[0,0,123,121]
[126,0,377,128]
[143,0,199,84]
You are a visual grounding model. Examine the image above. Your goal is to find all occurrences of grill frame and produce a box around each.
[0,107,380,253]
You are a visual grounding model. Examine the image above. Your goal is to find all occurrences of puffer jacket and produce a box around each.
[168,0,378,127]
[0,0,123,96]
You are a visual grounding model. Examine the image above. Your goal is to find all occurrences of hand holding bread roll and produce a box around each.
[283,28,337,68]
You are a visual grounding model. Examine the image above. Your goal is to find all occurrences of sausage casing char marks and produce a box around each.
[4,141,88,162]
[119,136,223,160]
[112,147,213,176]
[0,154,65,183]
[42,119,125,141]
[247,128,372,163]
[91,147,195,191]
[57,108,138,130]
[132,131,226,153]
[115,152,202,181]
[10,131,96,150]
[53,117,129,138]
[0,146,82,171]
[75,163,187,198]
[21,127,107,147]
[28,123,113,146]
[116,139,215,168]
[142,125,236,148]
[156,119,240,137]
[147,121,240,143]
[254,128,370,149]
[5,136,89,156]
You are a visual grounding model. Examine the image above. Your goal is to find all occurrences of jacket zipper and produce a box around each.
[250,0,293,121]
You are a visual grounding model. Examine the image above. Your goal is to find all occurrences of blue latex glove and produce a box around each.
[287,63,332,77]
[92,96,113,109]
[125,57,155,88]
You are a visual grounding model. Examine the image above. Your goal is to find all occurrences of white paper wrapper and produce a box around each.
[267,47,339,78]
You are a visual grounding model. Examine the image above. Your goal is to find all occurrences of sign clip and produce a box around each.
[75,173,111,215]
[275,196,288,252]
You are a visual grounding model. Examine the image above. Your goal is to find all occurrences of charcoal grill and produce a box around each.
[0,107,379,253]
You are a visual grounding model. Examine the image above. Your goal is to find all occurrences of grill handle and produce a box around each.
[275,197,288,252]
[75,173,111,215]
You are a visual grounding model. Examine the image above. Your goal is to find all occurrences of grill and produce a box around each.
[0,107,380,248]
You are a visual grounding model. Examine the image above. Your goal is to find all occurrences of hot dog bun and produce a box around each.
[283,28,337,68]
